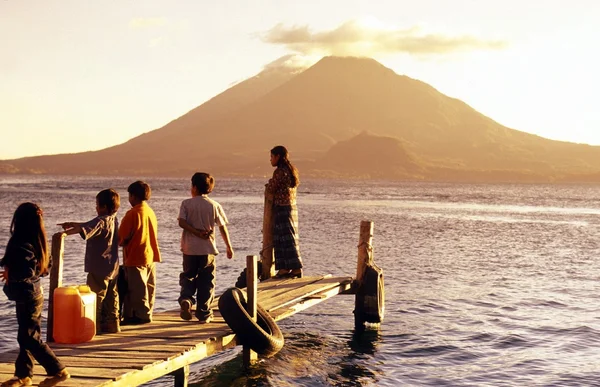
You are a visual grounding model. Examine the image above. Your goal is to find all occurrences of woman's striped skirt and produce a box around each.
[273,204,303,270]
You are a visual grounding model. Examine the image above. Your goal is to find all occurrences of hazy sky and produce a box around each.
[1,0,599,159]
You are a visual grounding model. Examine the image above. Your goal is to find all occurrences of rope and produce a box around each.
[357,241,373,251]
[259,244,274,256]
[357,241,374,263]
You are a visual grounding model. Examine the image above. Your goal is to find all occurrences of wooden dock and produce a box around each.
[0,275,352,387]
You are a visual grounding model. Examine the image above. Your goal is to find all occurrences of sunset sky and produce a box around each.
[1,0,599,160]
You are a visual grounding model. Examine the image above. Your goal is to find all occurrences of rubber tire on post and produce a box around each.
[234,261,263,288]
[354,264,385,325]
[218,287,284,357]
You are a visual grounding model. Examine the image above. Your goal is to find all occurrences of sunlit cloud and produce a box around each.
[261,19,508,57]
[129,17,168,30]
[148,36,168,48]
[129,18,184,48]
[262,54,319,71]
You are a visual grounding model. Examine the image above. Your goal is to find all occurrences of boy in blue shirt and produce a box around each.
[58,188,121,334]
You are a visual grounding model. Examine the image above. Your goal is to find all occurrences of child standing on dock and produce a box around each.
[0,203,70,387]
[178,172,234,323]
[58,188,121,334]
[119,181,161,325]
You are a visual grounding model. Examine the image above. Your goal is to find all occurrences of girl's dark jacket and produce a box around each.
[0,240,45,301]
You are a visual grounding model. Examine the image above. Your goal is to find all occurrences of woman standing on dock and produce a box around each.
[266,145,304,278]
[0,203,70,387]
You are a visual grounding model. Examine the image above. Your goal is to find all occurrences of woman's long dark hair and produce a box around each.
[271,145,300,188]
[8,202,49,275]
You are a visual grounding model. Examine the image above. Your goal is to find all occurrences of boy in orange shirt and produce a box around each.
[118,180,161,324]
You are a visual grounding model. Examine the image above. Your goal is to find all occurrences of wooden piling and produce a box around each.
[243,255,258,367]
[353,221,385,328]
[260,188,275,280]
[355,221,374,288]
[47,232,65,342]
[171,364,189,387]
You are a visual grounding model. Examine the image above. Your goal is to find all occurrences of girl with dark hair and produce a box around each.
[0,203,70,387]
[266,145,304,278]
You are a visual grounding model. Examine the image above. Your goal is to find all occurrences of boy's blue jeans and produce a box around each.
[15,294,64,378]
[178,254,215,321]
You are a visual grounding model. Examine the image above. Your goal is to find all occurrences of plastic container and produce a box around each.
[53,285,96,343]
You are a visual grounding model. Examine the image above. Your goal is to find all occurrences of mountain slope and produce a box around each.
[316,132,424,179]
[2,56,599,181]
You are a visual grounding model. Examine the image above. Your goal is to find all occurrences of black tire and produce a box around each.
[354,264,385,326]
[234,261,264,288]
[218,287,284,357]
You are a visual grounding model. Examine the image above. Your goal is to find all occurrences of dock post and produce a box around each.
[261,188,275,280]
[47,232,65,342]
[243,255,258,367]
[355,221,374,287]
[354,221,385,329]
[172,364,189,387]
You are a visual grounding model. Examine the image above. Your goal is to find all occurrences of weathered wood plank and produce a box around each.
[270,281,354,321]
[47,349,168,361]
[49,341,195,353]
[0,364,133,379]
[260,277,352,312]
[49,335,201,350]
[113,322,231,339]
[49,356,153,369]
[0,372,110,387]
[96,334,237,387]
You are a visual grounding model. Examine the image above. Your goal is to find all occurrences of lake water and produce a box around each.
[1,176,600,386]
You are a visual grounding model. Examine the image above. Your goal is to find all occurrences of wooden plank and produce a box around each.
[257,276,335,303]
[113,322,231,339]
[259,275,328,290]
[49,335,199,349]
[267,276,350,303]
[270,281,353,321]
[0,372,110,387]
[0,363,132,379]
[255,275,310,292]
[260,277,352,312]
[49,340,196,353]
[48,349,168,361]
[51,356,152,369]
[96,334,238,387]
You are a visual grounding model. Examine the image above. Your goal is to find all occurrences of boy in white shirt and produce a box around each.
[177,172,234,323]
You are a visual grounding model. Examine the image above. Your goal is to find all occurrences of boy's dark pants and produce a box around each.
[122,264,155,322]
[15,294,64,378]
[86,272,119,326]
[178,254,215,320]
